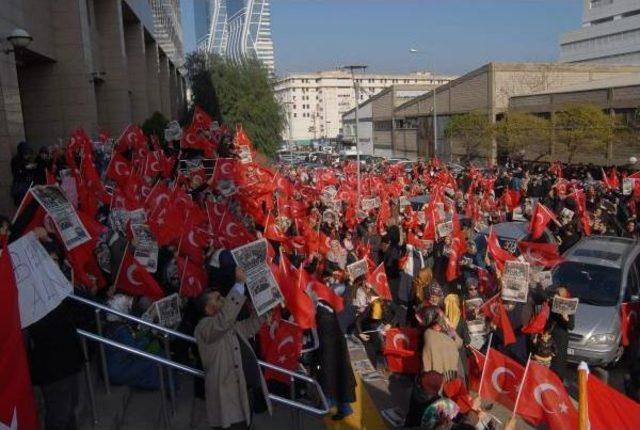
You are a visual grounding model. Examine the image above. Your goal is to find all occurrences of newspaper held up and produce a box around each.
[231,238,284,316]
[501,260,530,303]
[29,185,91,251]
[551,296,579,315]
[347,258,369,280]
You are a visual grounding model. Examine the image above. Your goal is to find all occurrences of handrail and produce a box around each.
[76,329,330,416]
[70,294,195,342]
[69,294,329,415]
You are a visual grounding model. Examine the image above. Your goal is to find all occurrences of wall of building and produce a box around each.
[0,0,186,213]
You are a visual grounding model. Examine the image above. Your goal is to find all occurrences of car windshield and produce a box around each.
[553,262,621,306]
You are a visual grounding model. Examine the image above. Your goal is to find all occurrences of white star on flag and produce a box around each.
[559,402,569,414]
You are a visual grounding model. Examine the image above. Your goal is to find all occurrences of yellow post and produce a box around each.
[578,361,589,430]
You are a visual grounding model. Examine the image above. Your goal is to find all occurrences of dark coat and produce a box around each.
[314,302,356,404]
[25,301,84,385]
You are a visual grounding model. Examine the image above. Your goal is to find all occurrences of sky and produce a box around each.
[180,0,583,76]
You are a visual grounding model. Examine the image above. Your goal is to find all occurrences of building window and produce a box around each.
[293,113,297,118]
[374,120,392,131]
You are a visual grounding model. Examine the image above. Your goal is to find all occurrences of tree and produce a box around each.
[208,55,285,156]
[495,111,552,161]
[553,103,613,164]
[142,111,169,144]
[184,52,221,124]
[444,111,493,162]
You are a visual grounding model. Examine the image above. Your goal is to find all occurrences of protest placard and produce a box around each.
[436,221,453,239]
[361,197,381,211]
[464,298,484,319]
[130,223,159,273]
[231,238,283,315]
[8,232,73,328]
[154,293,181,329]
[501,260,530,303]
[399,196,410,207]
[347,258,368,280]
[30,185,91,250]
[623,178,634,196]
[539,271,553,288]
[552,296,579,315]
[237,145,252,164]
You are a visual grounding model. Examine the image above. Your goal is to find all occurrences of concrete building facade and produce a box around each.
[275,70,456,144]
[560,0,640,64]
[509,73,640,164]
[342,85,432,158]
[0,0,186,213]
[392,62,640,161]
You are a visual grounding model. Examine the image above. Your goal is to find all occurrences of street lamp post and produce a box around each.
[283,101,294,164]
[342,64,368,206]
[409,49,437,158]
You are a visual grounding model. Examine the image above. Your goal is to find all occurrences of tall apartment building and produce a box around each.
[274,70,456,143]
[0,0,187,214]
[194,0,212,50]
[202,0,275,72]
[560,0,640,64]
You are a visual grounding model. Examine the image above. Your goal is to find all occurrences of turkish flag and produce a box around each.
[383,327,421,374]
[467,347,485,392]
[192,106,213,131]
[208,158,237,189]
[479,347,525,409]
[480,296,516,345]
[215,210,255,250]
[115,124,147,153]
[106,153,132,185]
[0,240,39,430]
[446,219,467,282]
[300,269,343,313]
[148,203,183,247]
[515,360,578,430]
[487,227,516,272]
[518,241,564,268]
[366,263,392,300]
[620,301,640,347]
[116,250,164,300]
[501,189,521,212]
[178,224,209,265]
[144,151,164,177]
[529,202,556,240]
[259,317,303,384]
[272,252,316,329]
[521,301,550,334]
[588,372,640,430]
[180,124,215,157]
[178,257,207,298]
[263,212,288,243]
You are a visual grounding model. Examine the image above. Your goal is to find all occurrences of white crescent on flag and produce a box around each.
[392,333,409,350]
[277,335,294,352]
[114,161,128,176]
[533,383,561,414]
[491,366,516,394]
[126,265,143,286]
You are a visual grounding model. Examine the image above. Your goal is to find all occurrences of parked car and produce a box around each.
[475,221,556,257]
[553,236,640,367]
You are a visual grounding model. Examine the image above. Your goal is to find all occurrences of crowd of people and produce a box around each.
[6,106,640,430]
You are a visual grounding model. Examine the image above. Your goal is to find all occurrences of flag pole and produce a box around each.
[578,361,589,430]
[477,332,493,398]
[111,242,129,295]
[512,353,532,420]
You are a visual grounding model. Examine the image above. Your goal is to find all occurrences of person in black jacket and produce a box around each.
[548,286,575,385]
[26,300,84,430]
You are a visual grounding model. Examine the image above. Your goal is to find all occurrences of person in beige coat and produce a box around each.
[195,267,272,429]
[421,306,464,381]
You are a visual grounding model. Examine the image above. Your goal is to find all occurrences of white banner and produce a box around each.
[8,232,73,328]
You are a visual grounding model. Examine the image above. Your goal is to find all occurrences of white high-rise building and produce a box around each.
[560,0,640,64]
[202,0,275,72]
[275,70,457,143]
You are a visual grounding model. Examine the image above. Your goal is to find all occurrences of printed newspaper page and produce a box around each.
[231,238,284,315]
[30,185,90,250]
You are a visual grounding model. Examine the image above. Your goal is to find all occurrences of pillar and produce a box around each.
[169,63,178,120]
[94,0,131,134]
[158,51,170,119]
[124,20,148,124]
[145,38,161,115]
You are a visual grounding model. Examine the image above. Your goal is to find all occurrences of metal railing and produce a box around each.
[69,294,329,428]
